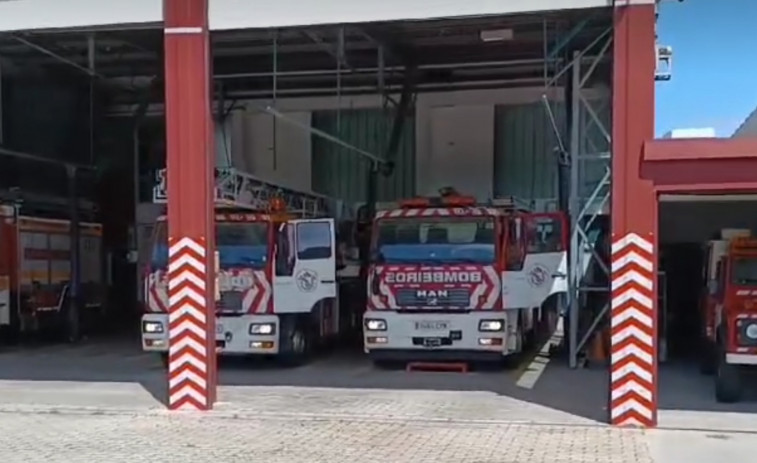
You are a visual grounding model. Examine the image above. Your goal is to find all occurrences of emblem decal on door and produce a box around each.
[527,264,549,287]
[296,269,318,292]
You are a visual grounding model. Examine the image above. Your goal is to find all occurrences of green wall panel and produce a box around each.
[311,108,415,203]
[494,102,562,200]
[494,97,611,203]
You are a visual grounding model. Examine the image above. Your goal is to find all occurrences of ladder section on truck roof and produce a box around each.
[152,167,332,218]
[373,195,532,213]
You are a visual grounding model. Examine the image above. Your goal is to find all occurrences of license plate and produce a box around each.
[415,321,448,331]
[216,324,224,334]
[423,337,442,347]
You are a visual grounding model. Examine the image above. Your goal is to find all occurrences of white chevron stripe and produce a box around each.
[168,304,207,324]
[611,360,653,383]
[611,233,653,254]
[169,352,208,373]
[169,254,205,274]
[611,270,653,291]
[169,368,208,389]
[170,237,206,257]
[168,270,206,291]
[611,325,654,346]
[610,288,653,311]
[611,251,653,272]
[256,270,271,313]
[169,286,206,307]
[615,416,647,427]
[611,379,653,402]
[611,306,653,328]
[484,265,500,308]
[168,336,207,359]
[610,343,654,365]
[169,384,208,407]
[168,319,207,339]
[609,398,653,420]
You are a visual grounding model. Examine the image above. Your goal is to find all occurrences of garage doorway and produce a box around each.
[657,193,757,415]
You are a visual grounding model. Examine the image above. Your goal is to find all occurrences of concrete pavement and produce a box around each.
[0,341,755,462]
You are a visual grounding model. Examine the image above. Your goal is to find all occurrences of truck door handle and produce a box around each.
[321,279,335,284]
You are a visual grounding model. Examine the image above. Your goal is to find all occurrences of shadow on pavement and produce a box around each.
[0,333,755,427]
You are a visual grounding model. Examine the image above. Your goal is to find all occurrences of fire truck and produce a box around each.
[0,203,104,341]
[700,229,757,402]
[362,192,568,364]
[140,167,357,363]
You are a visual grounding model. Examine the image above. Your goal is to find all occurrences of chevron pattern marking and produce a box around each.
[167,237,211,411]
[609,232,656,428]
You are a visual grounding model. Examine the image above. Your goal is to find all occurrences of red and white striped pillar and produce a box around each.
[163,0,217,410]
[609,1,658,427]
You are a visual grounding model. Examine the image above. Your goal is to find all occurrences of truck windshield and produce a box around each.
[373,217,495,265]
[150,221,269,269]
[731,257,757,286]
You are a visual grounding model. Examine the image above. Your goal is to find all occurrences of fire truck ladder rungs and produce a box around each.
[152,167,331,218]
[491,196,532,213]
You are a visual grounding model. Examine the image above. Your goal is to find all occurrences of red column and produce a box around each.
[164,0,217,411]
[609,1,658,427]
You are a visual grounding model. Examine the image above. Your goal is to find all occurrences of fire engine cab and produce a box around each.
[362,191,568,364]
[140,167,349,364]
[700,229,757,402]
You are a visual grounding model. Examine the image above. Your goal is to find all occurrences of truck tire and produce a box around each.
[280,319,311,367]
[160,352,169,369]
[715,348,742,403]
[699,339,716,375]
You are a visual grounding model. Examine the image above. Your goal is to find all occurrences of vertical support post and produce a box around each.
[67,165,81,343]
[0,59,4,144]
[609,1,657,428]
[567,50,581,368]
[163,0,217,411]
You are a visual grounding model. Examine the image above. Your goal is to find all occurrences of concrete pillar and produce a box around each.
[163,0,217,410]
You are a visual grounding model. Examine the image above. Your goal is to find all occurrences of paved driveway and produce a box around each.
[0,340,755,462]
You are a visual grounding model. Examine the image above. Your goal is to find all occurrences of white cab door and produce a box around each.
[273,219,336,314]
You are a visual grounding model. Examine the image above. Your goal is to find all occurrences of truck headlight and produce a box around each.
[142,321,164,334]
[365,318,387,331]
[479,320,504,332]
[249,323,275,335]
[745,323,757,340]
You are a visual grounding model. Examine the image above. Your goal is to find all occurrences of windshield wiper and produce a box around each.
[383,258,441,265]
[438,257,490,264]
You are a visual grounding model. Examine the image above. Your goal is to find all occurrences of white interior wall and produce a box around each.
[227,86,569,199]
[427,105,495,200]
[228,111,313,191]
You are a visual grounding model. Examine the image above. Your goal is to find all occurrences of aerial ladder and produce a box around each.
[151,166,338,218]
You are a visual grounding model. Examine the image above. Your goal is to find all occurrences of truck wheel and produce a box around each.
[281,323,310,366]
[159,353,169,368]
[699,339,716,375]
[715,349,742,403]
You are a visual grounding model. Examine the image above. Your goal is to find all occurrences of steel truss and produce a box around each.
[541,25,613,368]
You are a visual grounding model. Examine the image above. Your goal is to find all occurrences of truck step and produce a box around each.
[406,361,469,373]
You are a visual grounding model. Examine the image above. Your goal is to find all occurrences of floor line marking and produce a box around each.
[515,318,564,390]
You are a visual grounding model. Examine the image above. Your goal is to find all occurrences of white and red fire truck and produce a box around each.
[700,229,757,402]
[0,203,104,341]
[140,167,353,363]
[362,193,568,364]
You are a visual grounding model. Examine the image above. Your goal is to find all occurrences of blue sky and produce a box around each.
[655,0,757,137]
